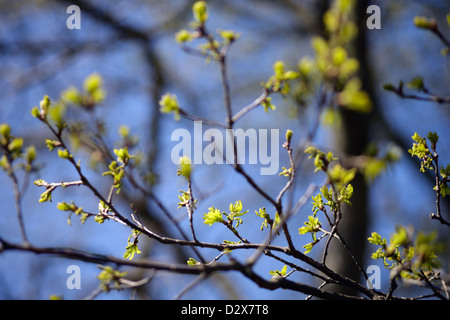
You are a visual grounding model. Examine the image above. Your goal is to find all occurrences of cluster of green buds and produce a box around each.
[203,200,249,229]
[61,73,106,109]
[368,226,442,280]
[0,123,37,174]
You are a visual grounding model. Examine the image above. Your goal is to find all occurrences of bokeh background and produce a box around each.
[0,0,449,299]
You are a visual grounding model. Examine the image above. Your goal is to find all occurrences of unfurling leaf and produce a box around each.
[177,156,192,179]
[193,1,208,24]
[203,206,224,226]
[159,93,180,121]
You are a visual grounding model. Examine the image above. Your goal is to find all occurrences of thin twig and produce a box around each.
[9,169,29,246]
[430,149,450,226]
[0,233,378,299]
[186,179,198,242]
[394,91,450,104]
[173,273,208,300]
[247,184,316,267]
[231,89,270,123]
[419,271,448,300]
[125,169,207,263]
[321,178,342,266]
[179,108,227,129]
[431,25,450,51]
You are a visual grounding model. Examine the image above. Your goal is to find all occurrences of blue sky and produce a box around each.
[0,0,449,300]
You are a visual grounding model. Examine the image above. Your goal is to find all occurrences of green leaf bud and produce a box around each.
[413,16,437,30]
[8,137,23,154]
[25,146,37,164]
[332,46,347,66]
[39,95,51,114]
[218,29,241,44]
[0,123,11,140]
[159,93,180,121]
[39,191,52,203]
[283,70,300,80]
[203,206,224,226]
[57,148,72,159]
[298,56,314,76]
[61,86,82,104]
[273,60,285,77]
[285,129,293,143]
[406,76,425,92]
[187,258,200,266]
[31,106,40,118]
[177,156,192,179]
[193,1,208,24]
[175,29,193,43]
[83,73,102,94]
[382,83,396,92]
[426,131,439,146]
[261,97,276,112]
[114,147,134,164]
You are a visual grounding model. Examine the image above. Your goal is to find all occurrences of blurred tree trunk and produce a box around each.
[326,0,372,296]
